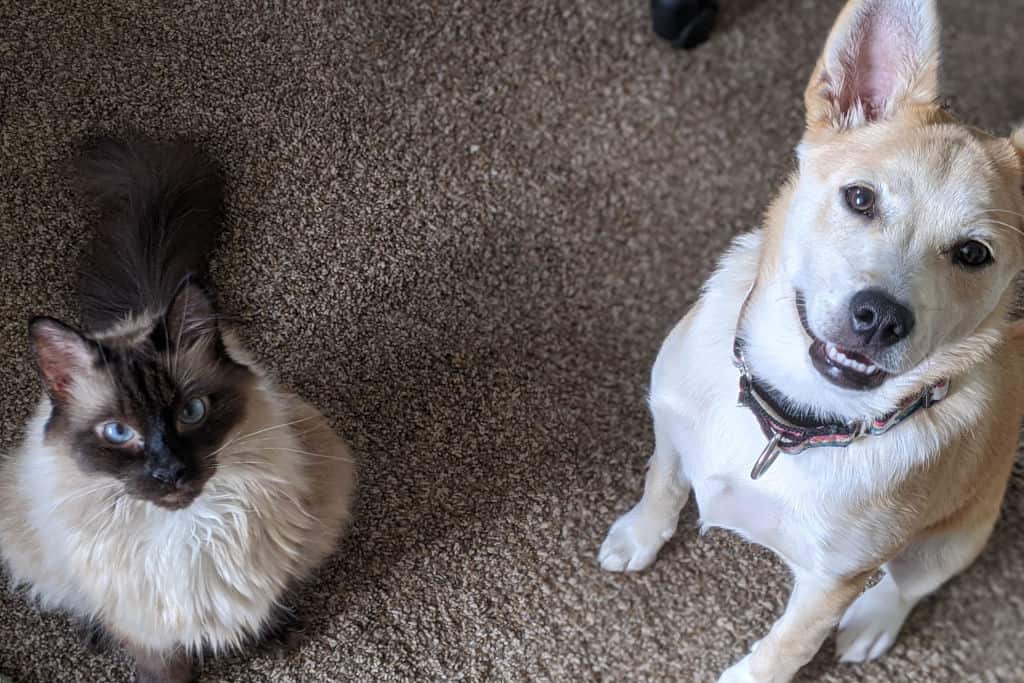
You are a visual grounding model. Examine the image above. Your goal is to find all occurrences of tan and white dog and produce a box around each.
[599,1,1024,681]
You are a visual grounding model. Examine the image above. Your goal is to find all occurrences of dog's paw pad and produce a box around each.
[836,579,911,663]
[598,508,676,572]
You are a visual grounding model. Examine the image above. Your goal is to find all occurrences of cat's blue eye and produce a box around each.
[102,422,135,445]
[179,396,208,426]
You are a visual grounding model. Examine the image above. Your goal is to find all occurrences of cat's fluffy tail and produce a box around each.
[75,136,225,332]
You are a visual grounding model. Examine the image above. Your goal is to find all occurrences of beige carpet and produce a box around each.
[1,1,1022,681]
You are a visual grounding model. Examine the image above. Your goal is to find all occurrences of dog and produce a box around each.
[598,0,1024,680]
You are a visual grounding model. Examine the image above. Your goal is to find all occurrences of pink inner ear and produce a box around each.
[39,356,74,397]
[834,5,923,123]
[857,17,902,114]
[30,321,92,400]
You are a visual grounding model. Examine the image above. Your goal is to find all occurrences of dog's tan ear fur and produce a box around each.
[1012,126,1024,166]
[805,0,940,131]
[1011,126,1024,198]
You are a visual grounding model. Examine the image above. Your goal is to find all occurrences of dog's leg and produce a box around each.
[836,513,996,663]
[599,416,689,572]
[719,569,869,683]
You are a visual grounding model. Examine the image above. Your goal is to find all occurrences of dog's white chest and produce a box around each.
[649,293,907,572]
[676,397,817,566]
[695,474,792,556]
[668,392,888,573]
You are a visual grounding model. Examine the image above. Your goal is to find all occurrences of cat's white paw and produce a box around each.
[717,655,758,683]
[598,507,677,572]
[836,578,912,662]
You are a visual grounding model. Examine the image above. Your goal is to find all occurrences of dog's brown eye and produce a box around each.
[952,240,992,268]
[844,185,875,216]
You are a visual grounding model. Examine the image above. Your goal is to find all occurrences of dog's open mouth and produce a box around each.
[796,295,888,391]
[807,339,887,390]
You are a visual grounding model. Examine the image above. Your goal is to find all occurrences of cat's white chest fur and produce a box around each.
[3,399,318,653]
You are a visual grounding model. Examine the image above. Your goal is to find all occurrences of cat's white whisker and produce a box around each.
[80,494,125,531]
[46,481,121,515]
[239,447,355,464]
[211,415,320,457]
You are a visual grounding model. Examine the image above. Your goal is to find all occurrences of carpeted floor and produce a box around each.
[1,1,1022,681]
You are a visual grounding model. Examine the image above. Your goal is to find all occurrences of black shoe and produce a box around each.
[651,0,719,50]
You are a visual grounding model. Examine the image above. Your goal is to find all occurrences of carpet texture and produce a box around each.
[1,1,1023,681]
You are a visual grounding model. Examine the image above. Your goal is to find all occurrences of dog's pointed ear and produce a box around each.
[29,317,96,402]
[805,0,940,131]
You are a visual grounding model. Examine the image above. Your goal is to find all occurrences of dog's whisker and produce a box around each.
[981,208,1024,221]
[979,218,1024,239]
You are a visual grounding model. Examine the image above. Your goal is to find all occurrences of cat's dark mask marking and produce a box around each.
[29,283,254,510]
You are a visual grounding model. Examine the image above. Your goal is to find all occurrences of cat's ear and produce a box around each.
[165,280,218,350]
[29,317,96,401]
[805,0,940,130]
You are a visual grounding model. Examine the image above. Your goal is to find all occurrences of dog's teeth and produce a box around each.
[823,343,880,376]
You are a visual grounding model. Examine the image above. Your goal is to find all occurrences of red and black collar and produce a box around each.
[732,285,949,480]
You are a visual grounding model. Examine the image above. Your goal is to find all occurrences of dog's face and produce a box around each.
[784,121,1024,391]
[774,0,1024,395]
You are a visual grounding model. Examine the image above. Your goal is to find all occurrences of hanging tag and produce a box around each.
[750,433,782,480]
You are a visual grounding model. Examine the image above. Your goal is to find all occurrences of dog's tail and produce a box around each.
[75,136,224,332]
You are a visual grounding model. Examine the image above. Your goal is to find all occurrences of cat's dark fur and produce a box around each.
[2,136,355,683]
[75,137,224,331]
[29,137,255,510]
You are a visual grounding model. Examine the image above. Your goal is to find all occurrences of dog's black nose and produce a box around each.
[849,289,915,347]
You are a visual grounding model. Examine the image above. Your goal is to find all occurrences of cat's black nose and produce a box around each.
[849,289,915,348]
[148,459,187,486]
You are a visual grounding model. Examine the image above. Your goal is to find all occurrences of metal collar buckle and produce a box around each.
[750,433,782,480]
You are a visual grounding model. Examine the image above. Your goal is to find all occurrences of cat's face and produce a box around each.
[29,284,254,509]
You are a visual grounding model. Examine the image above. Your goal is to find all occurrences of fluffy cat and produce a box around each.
[0,137,355,682]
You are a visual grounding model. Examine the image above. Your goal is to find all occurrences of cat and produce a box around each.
[0,137,355,682]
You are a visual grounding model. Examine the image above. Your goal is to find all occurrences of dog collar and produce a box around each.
[735,363,948,479]
[732,283,949,480]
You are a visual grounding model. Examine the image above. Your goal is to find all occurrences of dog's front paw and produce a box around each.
[717,655,758,683]
[598,506,677,572]
[836,578,912,662]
